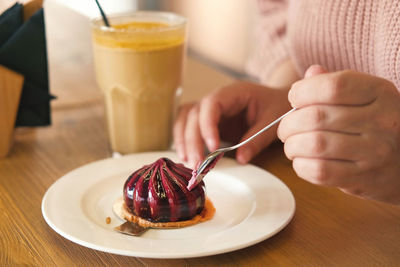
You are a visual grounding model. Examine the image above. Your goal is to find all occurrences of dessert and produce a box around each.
[113,158,215,228]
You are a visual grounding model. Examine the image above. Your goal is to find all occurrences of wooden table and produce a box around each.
[1,59,400,267]
[1,3,400,267]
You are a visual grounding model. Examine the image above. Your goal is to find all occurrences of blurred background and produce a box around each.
[1,0,260,76]
[1,0,261,104]
[51,0,260,76]
[143,0,260,77]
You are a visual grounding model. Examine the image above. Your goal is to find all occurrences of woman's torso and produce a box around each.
[287,0,400,88]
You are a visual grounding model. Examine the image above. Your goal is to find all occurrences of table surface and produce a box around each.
[1,2,400,267]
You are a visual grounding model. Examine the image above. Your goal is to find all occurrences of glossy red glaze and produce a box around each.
[123,158,205,222]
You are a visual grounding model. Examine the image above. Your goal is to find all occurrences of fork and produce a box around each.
[187,108,296,190]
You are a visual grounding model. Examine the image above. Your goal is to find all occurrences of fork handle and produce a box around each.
[231,108,296,150]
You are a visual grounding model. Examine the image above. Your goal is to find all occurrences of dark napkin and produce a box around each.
[0,3,53,126]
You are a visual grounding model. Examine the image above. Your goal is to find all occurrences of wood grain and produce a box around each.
[0,65,24,158]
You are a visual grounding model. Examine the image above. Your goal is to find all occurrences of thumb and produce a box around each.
[304,64,327,78]
[288,65,329,108]
[236,121,278,164]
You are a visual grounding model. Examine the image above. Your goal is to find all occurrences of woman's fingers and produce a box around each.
[283,67,400,204]
[292,158,359,188]
[199,83,253,151]
[277,105,368,141]
[174,83,255,165]
[174,81,292,167]
[284,130,393,172]
[173,103,194,161]
[289,70,380,108]
[198,96,221,152]
[284,131,364,162]
[184,106,205,168]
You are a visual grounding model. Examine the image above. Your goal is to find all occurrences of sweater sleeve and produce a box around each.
[246,0,290,85]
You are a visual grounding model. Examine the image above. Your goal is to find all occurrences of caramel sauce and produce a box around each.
[113,197,215,229]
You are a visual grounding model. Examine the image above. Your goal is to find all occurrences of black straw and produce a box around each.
[94,0,110,27]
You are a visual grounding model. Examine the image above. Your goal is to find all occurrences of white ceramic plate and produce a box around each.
[42,151,295,258]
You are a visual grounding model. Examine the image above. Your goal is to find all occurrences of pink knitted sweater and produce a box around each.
[247,0,400,90]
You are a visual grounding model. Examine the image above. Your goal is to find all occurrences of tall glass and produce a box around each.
[91,12,186,154]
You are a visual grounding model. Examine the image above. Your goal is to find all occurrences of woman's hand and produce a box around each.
[278,65,400,205]
[173,81,291,168]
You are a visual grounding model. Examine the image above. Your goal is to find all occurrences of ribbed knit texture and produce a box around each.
[246,0,290,83]
[247,0,400,90]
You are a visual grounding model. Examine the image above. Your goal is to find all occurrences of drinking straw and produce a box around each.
[94,0,110,27]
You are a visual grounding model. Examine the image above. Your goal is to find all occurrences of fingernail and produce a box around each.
[305,64,326,78]
[206,138,217,151]
[304,67,315,78]
[237,149,251,164]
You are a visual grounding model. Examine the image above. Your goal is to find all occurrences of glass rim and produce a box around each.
[90,11,187,33]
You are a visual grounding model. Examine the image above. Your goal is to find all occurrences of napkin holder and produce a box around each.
[0,0,42,158]
[0,65,24,158]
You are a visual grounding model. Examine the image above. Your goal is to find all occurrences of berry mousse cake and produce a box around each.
[113,158,215,228]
